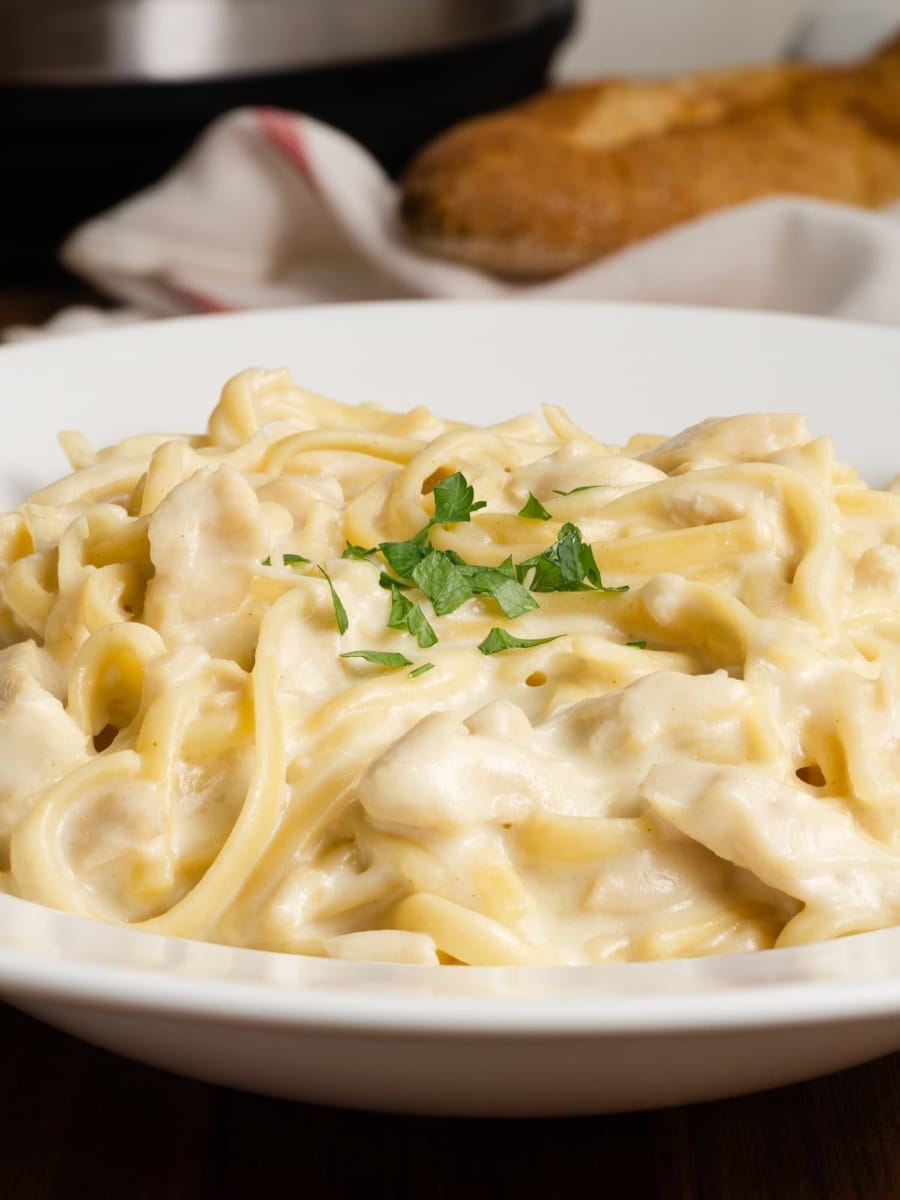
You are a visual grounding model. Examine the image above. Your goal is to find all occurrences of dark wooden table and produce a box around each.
[0,281,112,334]
[2,1000,899,1200]
[2,285,900,1199]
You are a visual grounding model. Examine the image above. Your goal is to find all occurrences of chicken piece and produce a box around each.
[0,641,90,862]
[143,465,269,665]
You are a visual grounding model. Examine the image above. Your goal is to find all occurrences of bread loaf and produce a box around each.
[400,37,900,277]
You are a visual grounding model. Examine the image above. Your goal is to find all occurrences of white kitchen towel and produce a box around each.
[52,105,900,329]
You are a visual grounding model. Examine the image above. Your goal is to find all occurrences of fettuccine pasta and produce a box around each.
[2,367,900,966]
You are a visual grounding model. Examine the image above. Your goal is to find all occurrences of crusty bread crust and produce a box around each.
[400,37,900,277]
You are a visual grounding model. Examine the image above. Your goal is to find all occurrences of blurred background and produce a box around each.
[1,0,899,327]
[2,1,575,280]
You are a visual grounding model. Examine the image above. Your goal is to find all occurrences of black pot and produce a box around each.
[0,0,576,277]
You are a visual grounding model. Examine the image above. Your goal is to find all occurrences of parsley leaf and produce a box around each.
[477,628,563,655]
[262,553,309,567]
[518,493,553,521]
[318,565,349,634]
[515,549,562,591]
[431,471,487,525]
[552,485,608,496]
[379,535,430,580]
[378,571,413,591]
[516,523,628,594]
[460,565,538,619]
[340,650,413,667]
[388,588,438,648]
[409,662,435,678]
[412,550,473,616]
[342,542,376,560]
[578,539,606,589]
[627,639,647,649]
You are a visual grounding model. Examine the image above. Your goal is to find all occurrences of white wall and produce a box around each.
[554,0,900,80]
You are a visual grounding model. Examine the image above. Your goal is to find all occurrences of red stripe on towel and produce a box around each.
[172,283,237,314]
[255,107,320,193]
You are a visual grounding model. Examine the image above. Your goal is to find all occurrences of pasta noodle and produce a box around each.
[3,366,900,966]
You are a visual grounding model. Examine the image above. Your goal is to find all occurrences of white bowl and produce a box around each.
[3,300,900,1116]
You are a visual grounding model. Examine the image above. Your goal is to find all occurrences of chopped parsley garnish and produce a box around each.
[627,639,647,649]
[318,565,349,634]
[340,649,413,667]
[412,550,474,616]
[282,472,627,671]
[378,571,413,591]
[552,484,607,496]
[388,588,438,648]
[262,553,309,567]
[431,471,487,525]
[371,476,625,632]
[379,535,430,580]
[518,493,553,521]
[380,540,537,620]
[459,563,537,619]
[477,628,563,656]
[376,471,485,579]
[516,522,628,594]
